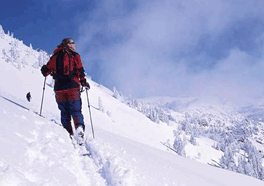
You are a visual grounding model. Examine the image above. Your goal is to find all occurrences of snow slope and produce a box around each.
[0,26,264,186]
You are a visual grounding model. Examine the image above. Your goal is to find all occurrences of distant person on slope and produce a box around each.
[40,38,90,145]
[26,92,31,102]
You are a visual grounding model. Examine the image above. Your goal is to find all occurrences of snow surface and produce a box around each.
[0,28,264,186]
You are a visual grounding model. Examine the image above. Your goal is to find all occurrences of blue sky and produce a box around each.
[0,0,92,54]
[2,0,264,105]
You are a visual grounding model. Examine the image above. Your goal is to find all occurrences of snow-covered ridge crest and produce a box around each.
[0,25,50,71]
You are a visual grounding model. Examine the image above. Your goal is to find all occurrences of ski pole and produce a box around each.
[39,77,47,116]
[85,88,95,139]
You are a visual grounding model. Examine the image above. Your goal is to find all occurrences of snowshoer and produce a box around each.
[40,38,90,145]
[26,92,31,102]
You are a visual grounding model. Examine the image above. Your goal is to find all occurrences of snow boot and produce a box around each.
[74,126,85,145]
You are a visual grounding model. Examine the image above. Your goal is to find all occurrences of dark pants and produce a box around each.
[55,89,85,135]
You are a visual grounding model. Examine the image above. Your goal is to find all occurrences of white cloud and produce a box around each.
[76,0,264,105]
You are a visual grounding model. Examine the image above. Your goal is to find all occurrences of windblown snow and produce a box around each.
[0,25,264,186]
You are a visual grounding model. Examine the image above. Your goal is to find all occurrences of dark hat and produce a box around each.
[61,38,74,46]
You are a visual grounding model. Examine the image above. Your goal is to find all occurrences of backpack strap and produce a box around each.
[65,50,78,74]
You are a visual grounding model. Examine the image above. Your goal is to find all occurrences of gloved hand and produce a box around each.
[80,78,90,90]
[41,65,49,77]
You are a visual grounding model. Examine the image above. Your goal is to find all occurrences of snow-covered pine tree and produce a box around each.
[2,49,9,62]
[149,107,158,123]
[181,120,192,135]
[237,155,247,175]
[219,142,237,171]
[243,141,264,180]
[113,87,125,102]
[190,132,197,146]
[173,130,186,157]
[98,97,105,112]
[33,50,49,68]
[216,132,233,152]
[9,40,21,70]
[0,25,5,39]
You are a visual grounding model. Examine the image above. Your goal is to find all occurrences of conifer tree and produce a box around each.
[173,131,186,157]
[98,97,104,112]
[0,25,4,39]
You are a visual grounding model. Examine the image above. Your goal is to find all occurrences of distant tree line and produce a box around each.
[113,88,264,180]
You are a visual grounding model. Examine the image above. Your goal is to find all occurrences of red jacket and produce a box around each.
[42,46,86,92]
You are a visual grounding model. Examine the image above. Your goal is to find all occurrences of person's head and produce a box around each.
[61,38,76,51]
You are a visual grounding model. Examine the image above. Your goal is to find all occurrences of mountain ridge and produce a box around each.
[0,24,264,185]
